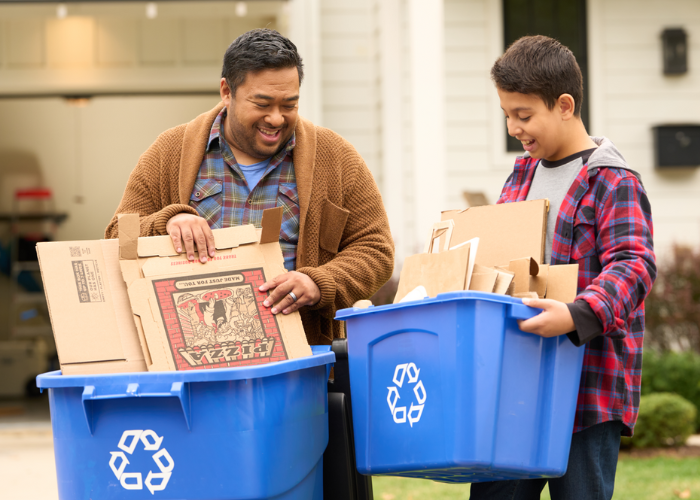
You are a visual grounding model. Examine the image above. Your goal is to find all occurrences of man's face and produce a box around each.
[220,67,300,163]
[497,89,567,161]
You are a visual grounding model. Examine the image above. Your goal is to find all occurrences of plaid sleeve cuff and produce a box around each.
[153,204,200,235]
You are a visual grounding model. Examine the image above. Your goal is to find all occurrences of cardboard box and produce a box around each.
[38,207,311,375]
[118,209,311,372]
[37,238,147,375]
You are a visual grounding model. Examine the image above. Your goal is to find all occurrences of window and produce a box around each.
[503,0,589,152]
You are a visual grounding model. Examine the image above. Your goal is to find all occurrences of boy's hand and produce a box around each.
[518,298,575,338]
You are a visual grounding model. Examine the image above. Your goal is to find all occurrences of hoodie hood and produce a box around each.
[588,136,642,184]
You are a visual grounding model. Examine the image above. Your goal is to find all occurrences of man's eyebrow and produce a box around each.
[252,94,300,101]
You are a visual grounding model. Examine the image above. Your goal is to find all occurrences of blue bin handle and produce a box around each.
[508,303,542,321]
[81,381,191,435]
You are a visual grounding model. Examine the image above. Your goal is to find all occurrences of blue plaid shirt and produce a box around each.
[190,109,300,271]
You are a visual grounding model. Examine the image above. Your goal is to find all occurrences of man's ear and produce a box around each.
[557,94,576,121]
[220,78,232,104]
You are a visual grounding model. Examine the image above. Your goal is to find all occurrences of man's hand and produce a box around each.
[166,213,216,263]
[260,271,321,315]
[518,298,575,338]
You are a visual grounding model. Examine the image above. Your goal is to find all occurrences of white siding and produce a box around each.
[319,0,381,181]
[444,0,515,210]
[589,0,700,259]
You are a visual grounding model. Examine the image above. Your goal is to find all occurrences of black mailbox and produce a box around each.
[662,28,688,75]
[653,125,700,168]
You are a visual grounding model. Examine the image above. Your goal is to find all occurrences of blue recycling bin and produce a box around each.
[336,291,585,483]
[36,346,335,500]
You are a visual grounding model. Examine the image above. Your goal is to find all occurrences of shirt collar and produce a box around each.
[207,107,297,157]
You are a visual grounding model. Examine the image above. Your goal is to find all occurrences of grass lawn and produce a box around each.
[371,455,700,499]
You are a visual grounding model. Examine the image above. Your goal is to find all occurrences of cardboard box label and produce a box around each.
[150,268,288,370]
[72,260,105,303]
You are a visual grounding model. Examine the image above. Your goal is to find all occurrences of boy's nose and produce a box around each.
[506,120,521,138]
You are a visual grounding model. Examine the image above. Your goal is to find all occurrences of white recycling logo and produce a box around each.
[386,362,427,427]
[109,430,174,495]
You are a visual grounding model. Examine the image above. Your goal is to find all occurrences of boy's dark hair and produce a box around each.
[491,35,583,116]
[222,29,304,96]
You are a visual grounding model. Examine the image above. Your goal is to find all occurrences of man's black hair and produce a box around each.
[222,29,304,96]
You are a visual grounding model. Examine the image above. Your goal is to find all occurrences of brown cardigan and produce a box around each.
[105,103,394,344]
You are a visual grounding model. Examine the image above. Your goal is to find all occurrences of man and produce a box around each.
[106,29,394,344]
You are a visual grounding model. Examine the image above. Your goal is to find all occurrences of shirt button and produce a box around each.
[195,192,201,197]
[247,199,252,205]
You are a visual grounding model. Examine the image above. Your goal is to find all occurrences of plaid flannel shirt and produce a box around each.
[190,109,300,271]
[498,154,656,436]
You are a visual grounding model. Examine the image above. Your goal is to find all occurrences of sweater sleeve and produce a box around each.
[105,138,199,239]
[296,158,395,319]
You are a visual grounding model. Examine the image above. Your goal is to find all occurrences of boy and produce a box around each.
[470,36,656,500]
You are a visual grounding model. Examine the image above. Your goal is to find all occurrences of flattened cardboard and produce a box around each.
[545,264,579,303]
[394,244,470,303]
[37,238,147,375]
[441,200,548,267]
[120,210,311,372]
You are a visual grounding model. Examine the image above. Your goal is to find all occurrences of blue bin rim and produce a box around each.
[336,290,537,320]
[37,345,335,389]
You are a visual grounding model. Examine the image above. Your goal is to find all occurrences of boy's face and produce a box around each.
[498,89,567,161]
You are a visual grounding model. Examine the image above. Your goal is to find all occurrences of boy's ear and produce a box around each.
[557,93,576,121]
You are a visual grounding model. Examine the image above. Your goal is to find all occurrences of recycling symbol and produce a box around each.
[109,430,174,495]
[386,362,427,427]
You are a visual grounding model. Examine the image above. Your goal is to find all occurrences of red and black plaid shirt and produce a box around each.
[498,154,656,436]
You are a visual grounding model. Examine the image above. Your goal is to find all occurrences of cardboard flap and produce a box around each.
[530,264,549,298]
[136,224,258,257]
[260,207,283,244]
[118,214,140,260]
[213,225,259,250]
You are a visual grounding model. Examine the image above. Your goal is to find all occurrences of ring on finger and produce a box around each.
[288,291,298,303]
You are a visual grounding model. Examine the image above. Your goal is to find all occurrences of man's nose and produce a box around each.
[265,108,284,128]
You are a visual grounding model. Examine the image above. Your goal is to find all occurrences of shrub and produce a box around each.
[622,393,697,448]
[645,245,700,353]
[641,350,700,431]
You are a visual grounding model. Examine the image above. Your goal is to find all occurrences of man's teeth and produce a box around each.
[522,140,534,146]
[259,128,279,137]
